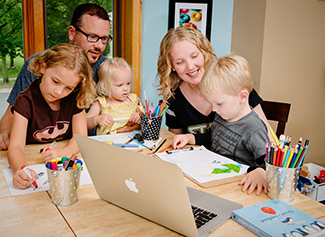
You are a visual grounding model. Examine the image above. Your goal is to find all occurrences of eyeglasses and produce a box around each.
[73,25,113,44]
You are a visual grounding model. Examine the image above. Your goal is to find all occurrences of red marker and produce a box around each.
[21,165,38,188]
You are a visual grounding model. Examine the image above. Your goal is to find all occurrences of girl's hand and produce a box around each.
[127,112,141,125]
[97,114,114,127]
[238,167,269,195]
[13,168,37,189]
[42,147,62,161]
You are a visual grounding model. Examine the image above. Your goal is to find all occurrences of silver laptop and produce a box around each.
[75,134,242,237]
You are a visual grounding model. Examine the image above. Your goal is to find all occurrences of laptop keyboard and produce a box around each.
[191,205,218,229]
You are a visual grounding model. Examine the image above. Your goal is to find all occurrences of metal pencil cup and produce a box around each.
[46,166,82,206]
[266,162,301,202]
[140,116,162,140]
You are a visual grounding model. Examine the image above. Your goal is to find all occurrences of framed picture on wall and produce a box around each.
[168,0,213,40]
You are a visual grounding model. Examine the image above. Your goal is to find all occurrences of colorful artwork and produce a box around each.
[179,8,203,33]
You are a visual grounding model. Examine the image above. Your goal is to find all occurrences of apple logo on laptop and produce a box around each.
[125,178,139,193]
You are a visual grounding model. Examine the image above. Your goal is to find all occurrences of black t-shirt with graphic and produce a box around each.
[13,79,82,144]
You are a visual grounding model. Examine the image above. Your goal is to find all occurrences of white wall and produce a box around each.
[260,0,325,165]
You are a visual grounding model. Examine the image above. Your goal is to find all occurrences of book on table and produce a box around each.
[232,199,325,237]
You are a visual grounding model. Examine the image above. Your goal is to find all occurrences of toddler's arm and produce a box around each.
[86,101,113,129]
[172,134,196,149]
[238,167,268,195]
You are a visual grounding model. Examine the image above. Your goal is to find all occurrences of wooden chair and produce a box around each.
[260,100,291,137]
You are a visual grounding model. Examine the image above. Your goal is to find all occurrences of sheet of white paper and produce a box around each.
[3,158,92,196]
[156,146,248,184]
[88,133,156,148]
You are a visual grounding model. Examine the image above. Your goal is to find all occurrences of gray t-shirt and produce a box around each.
[210,110,269,167]
[7,53,106,105]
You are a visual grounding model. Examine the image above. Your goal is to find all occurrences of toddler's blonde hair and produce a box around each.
[97,57,133,99]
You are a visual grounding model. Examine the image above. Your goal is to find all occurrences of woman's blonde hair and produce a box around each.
[200,55,253,96]
[156,26,216,100]
[97,57,133,98]
[28,43,96,109]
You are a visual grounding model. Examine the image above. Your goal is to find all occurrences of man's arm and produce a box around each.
[1,54,38,150]
[0,105,13,150]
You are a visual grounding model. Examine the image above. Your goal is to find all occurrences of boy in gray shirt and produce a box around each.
[172,55,269,195]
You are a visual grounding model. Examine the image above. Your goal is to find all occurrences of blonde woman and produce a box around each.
[157,26,272,140]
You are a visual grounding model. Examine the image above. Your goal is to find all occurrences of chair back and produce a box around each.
[260,100,291,137]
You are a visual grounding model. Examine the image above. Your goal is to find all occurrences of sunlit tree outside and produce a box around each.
[0,0,23,84]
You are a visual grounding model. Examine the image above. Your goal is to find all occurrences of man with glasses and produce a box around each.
[0,3,111,150]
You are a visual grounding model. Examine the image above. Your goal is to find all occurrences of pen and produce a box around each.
[128,136,149,149]
[158,144,172,153]
[40,140,56,153]
[113,117,129,122]
[152,137,163,149]
[113,143,139,148]
[133,130,144,143]
[166,146,194,154]
[64,154,77,171]
[152,138,167,153]
[21,165,38,188]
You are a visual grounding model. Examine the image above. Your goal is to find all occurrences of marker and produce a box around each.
[152,138,167,153]
[113,143,139,148]
[40,140,56,153]
[128,136,147,148]
[113,117,129,122]
[152,137,163,149]
[57,161,63,171]
[133,130,144,143]
[157,144,172,153]
[64,154,77,171]
[51,161,58,171]
[21,165,38,188]
[166,146,194,154]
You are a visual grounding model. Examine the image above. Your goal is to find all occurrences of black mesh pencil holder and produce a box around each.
[140,116,162,140]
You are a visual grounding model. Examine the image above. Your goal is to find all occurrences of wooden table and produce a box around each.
[1,130,324,236]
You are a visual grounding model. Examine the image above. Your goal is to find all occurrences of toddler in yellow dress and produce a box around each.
[86,57,141,134]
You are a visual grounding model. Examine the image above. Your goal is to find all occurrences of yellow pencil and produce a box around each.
[285,147,295,168]
[269,126,279,146]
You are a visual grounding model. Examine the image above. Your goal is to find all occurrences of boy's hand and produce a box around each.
[172,134,195,149]
[238,167,269,195]
[13,168,37,189]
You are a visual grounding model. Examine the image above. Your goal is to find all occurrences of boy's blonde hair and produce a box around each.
[157,26,216,100]
[97,57,133,98]
[28,43,96,109]
[200,55,253,96]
